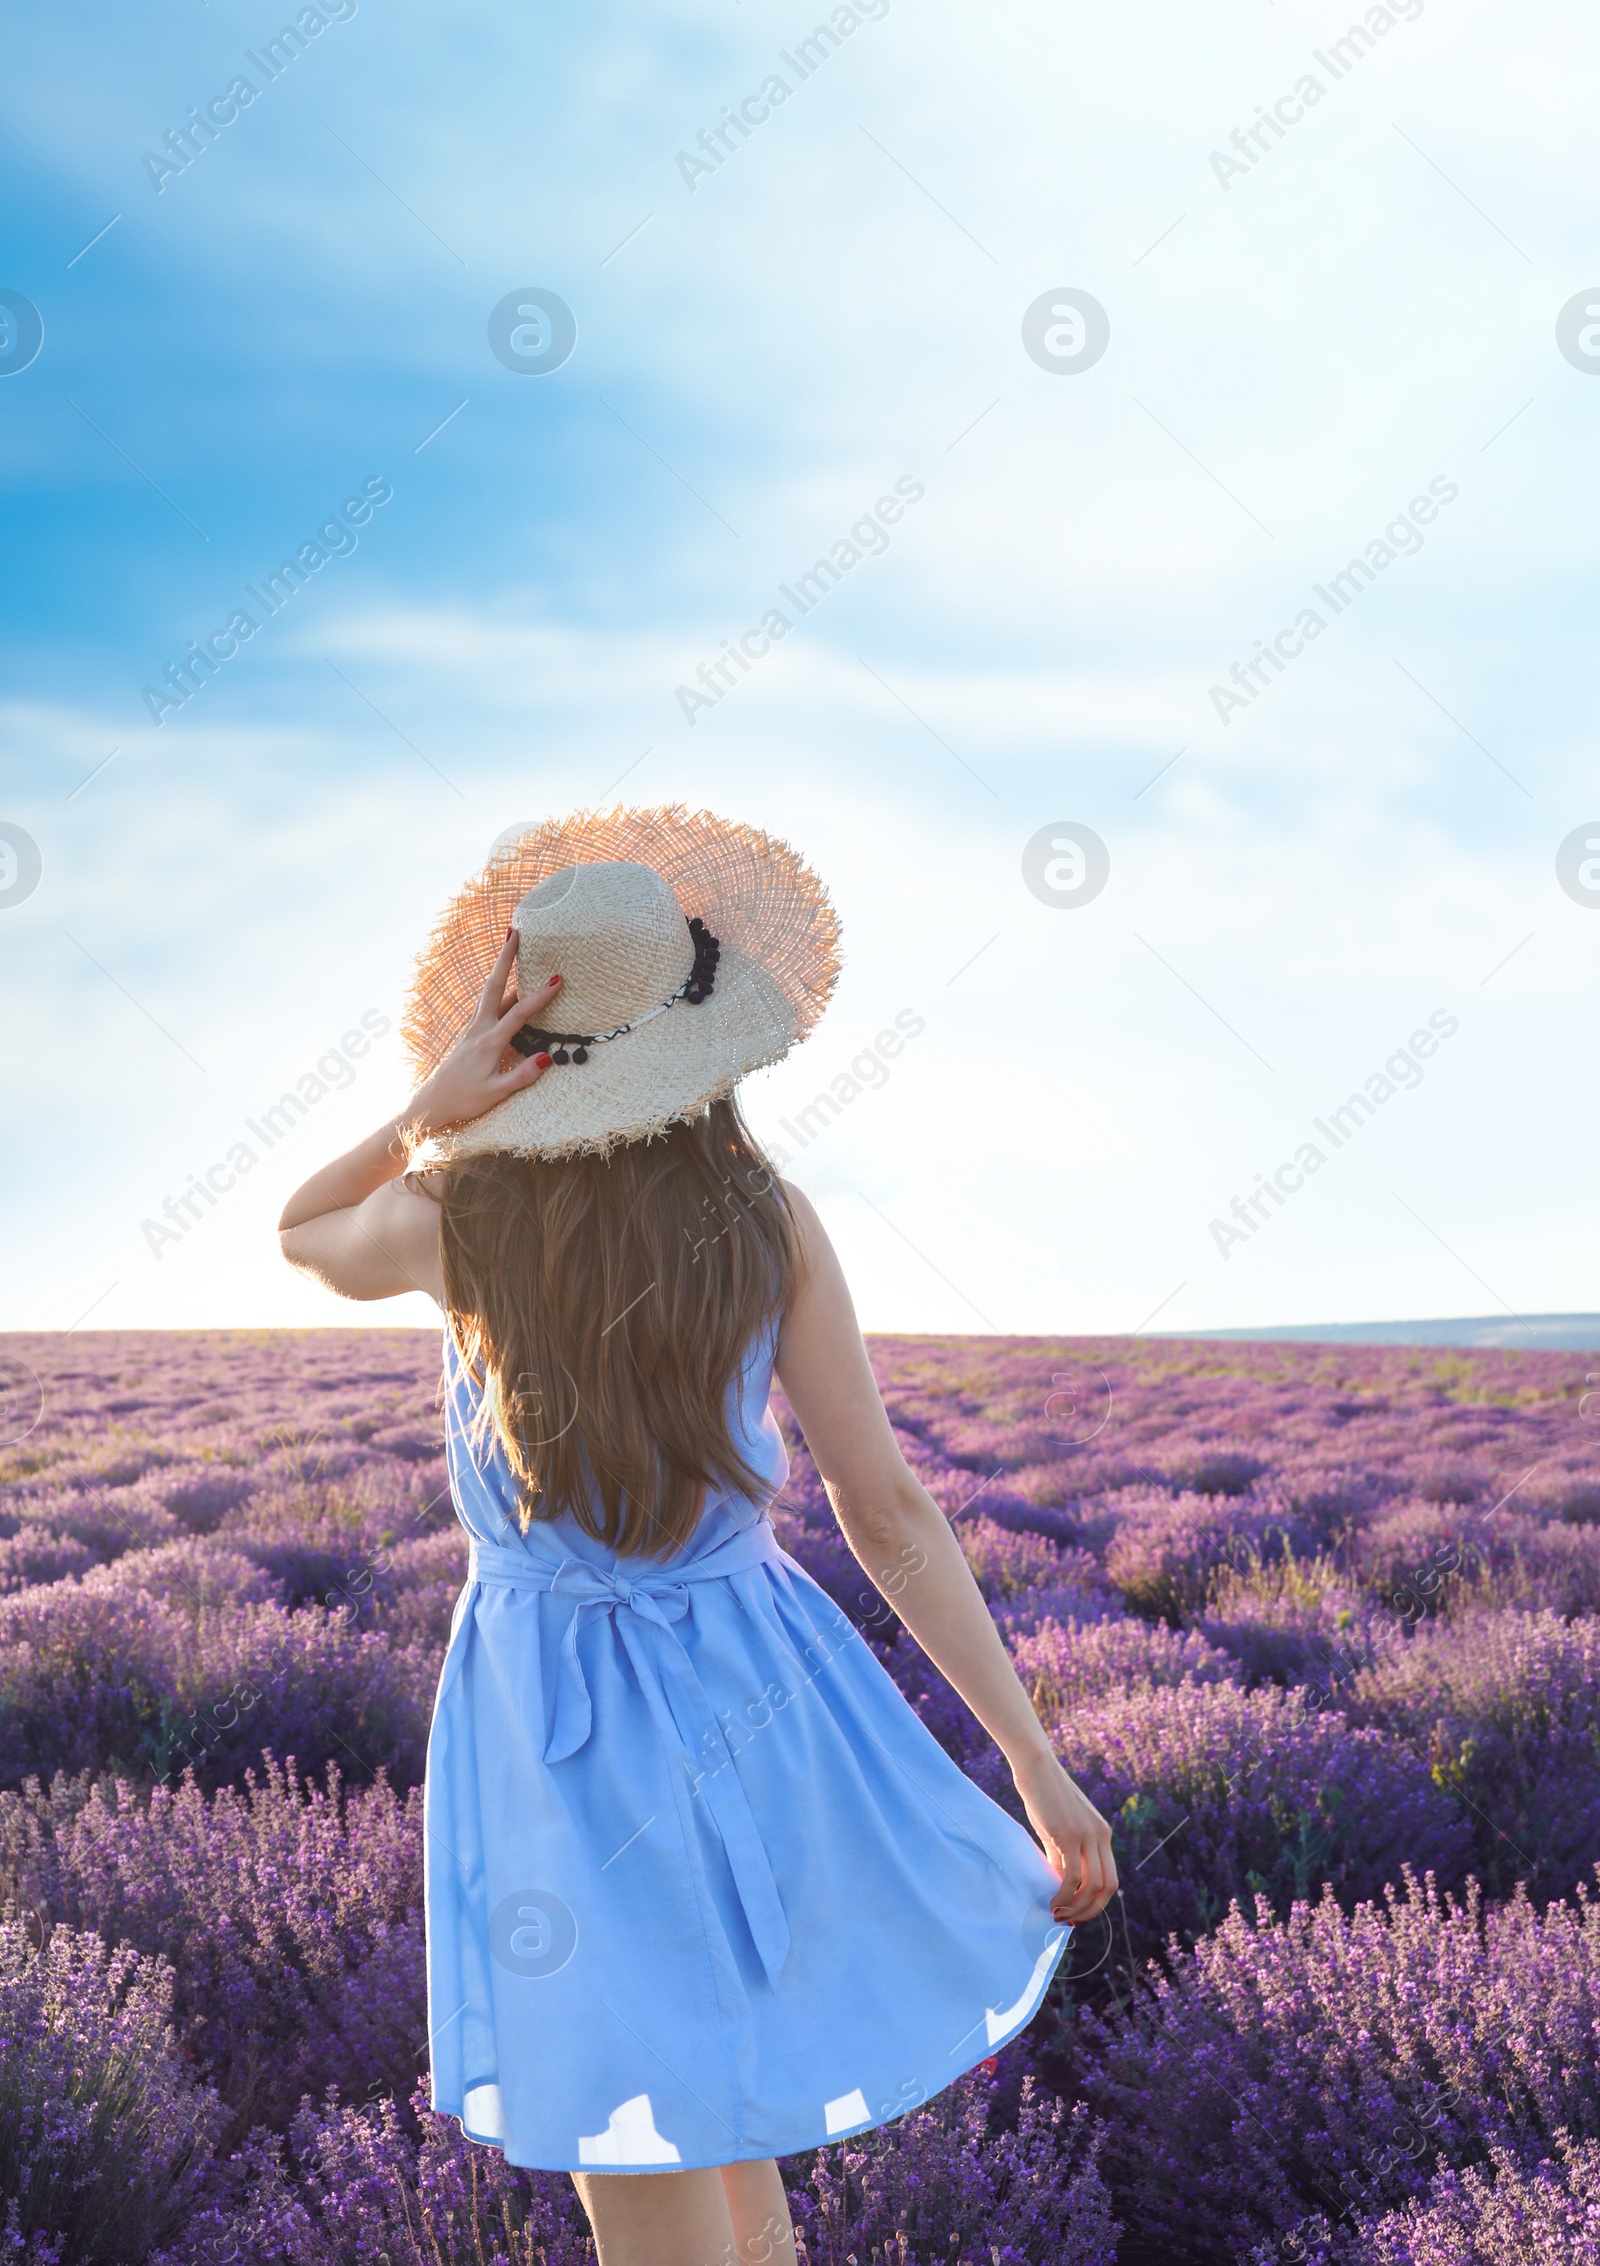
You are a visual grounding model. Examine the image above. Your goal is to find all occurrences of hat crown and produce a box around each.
[513,860,692,1033]
[401,804,842,1162]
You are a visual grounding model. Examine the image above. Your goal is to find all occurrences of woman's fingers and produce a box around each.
[477,928,520,1020]
[497,971,562,1042]
[1087,1835,1116,1913]
[1054,1856,1091,1922]
[490,1049,555,1097]
[1017,1762,1117,1923]
[1052,1833,1116,1922]
[1048,1834,1083,1919]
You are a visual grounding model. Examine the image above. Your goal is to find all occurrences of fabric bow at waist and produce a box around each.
[463,1520,791,1988]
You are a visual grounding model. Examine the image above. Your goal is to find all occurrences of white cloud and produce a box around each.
[4,0,1596,1331]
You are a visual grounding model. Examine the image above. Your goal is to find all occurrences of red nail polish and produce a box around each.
[547,973,561,988]
[534,1052,553,1068]
[505,926,514,941]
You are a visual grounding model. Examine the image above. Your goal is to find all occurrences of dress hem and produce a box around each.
[428,1922,1070,2174]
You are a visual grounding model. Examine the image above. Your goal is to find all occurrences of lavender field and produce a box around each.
[3,1330,1600,2265]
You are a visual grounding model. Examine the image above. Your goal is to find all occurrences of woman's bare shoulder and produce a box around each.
[779,1176,825,1251]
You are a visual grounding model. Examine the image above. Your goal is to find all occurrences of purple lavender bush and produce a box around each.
[1346,1607,1600,1898]
[0,1580,435,1792]
[0,1478,183,1563]
[1193,1545,1376,1689]
[3,1326,1597,2261]
[953,1513,1082,1602]
[0,1919,219,2263]
[1357,2132,1600,2265]
[1076,1867,1600,2263]
[1031,1680,1474,1956]
[217,1462,452,1613]
[362,1528,469,1651]
[147,2082,597,2266]
[0,1529,100,1596]
[1100,1488,1317,1625]
[784,2053,1119,2265]
[1010,1613,1242,1720]
[1352,1497,1600,1620]
[0,1757,425,2144]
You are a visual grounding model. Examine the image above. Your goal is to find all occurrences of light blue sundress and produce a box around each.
[424,1314,1070,2172]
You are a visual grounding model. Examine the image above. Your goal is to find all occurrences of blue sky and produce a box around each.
[2,0,1598,1337]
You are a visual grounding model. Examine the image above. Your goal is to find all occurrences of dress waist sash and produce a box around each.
[461,1519,792,1988]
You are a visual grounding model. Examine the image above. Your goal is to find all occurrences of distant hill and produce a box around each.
[1171,1313,1600,1352]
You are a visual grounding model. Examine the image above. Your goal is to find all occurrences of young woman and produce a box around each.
[278,808,1117,2266]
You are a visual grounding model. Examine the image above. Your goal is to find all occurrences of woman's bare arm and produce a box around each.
[277,933,561,1305]
[277,1132,447,1303]
[773,1182,1118,1925]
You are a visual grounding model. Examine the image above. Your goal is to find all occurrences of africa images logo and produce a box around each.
[1208,1009,1460,1259]
[0,289,45,378]
[1208,476,1458,725]
[674,477,924,724]
[0,824,43,909]
[140,479,393,725]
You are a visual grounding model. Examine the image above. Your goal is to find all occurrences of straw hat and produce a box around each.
[399,805,842,1162]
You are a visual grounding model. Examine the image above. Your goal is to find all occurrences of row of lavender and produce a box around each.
[1,1330,1598,2263]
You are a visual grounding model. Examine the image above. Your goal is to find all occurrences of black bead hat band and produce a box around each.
[509,916,721,1067]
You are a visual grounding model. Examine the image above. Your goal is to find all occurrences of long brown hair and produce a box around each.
[423,1095,796,1558]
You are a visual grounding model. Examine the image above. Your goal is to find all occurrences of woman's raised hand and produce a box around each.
[402,929,562,1136]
